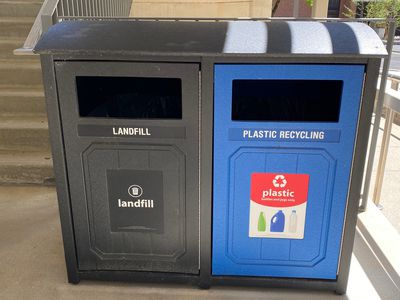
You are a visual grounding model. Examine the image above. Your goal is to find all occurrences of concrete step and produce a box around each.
[0,116,50,152]
[0,151,54,185]
[0,38,38,60]
[0,59,42,86]
[0,1,42,17]
[0,17,35,38]
[0,85,46,116]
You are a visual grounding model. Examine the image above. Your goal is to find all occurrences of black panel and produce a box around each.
[232,80,343,122]
[55,62,200,275]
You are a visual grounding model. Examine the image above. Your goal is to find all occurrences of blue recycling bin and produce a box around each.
[212,64,365,279]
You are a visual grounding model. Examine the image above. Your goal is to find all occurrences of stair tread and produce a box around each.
[0,0,43,4]
[0,86,44,96]
[0,151,52,166]
[0,116,48,129]
[0,87,44,97]
[0,17,36,26]
[0,38,27,54]
[0,84,43,89]
[0,59,41,68]
[0,37,26,44]
[0,16,36,22]
[0,0,50,185]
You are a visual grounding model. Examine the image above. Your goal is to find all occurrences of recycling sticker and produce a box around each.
[249,173,310,239]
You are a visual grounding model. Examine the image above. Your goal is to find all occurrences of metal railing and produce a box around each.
[14,0,132,55]
[372,73,400,206]
[360,19,396,211]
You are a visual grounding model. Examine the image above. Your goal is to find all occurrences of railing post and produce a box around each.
[251,0,272,18]
[373,108,395,205]
[41,14,54,32]
[311,0,329,18]
[360,19,396,211]
[293,0,300,18]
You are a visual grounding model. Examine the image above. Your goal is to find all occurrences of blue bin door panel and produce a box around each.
[212,64,365,279]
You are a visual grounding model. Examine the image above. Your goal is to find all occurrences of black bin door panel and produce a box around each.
[55,62,199,274]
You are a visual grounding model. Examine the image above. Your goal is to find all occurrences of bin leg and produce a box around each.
[198,281,211,289]
[334,283,347,295]
[67,272,80,284]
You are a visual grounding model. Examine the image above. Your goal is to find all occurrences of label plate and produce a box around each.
[107,169,164,233]
[249,173,309,239]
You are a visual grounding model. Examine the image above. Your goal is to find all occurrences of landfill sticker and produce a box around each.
[107,169,164,233]
[249,173,309,239]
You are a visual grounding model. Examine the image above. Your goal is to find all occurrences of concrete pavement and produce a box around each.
[0,186,399,300]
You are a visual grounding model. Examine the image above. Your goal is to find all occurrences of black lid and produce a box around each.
[34,20,387,57]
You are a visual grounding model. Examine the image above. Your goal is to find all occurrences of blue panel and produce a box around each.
[212,64,364,279]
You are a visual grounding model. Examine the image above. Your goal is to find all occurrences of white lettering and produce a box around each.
[117,198,155,208]
[278,130,325,140]
[262,189,295,199]
[112,127,152,136]
[242,130,278,139]
[242,129,327,140]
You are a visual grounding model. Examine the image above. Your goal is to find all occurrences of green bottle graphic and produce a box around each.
[258,212,266,232]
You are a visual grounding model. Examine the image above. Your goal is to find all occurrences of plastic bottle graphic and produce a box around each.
[270,210,285,232]
[289,210,297,233]
[257,212,266,232]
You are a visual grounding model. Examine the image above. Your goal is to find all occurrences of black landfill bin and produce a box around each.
[35,20,386,294]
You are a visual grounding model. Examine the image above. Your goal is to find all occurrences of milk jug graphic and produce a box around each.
[289,210,297,233]
[270,210,285,232]
[258,212,266,232]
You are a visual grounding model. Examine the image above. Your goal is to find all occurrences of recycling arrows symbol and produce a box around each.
[272,174,287,188]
